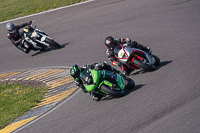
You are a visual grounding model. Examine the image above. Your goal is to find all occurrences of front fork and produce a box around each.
[130,52,153,68]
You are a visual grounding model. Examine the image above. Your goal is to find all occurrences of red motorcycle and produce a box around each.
[114,44,160,71]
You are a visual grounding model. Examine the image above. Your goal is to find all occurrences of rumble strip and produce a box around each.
[0,67,77,133]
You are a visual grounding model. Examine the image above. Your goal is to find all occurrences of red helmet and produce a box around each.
[104,36,115,50]
[125,38,131,43]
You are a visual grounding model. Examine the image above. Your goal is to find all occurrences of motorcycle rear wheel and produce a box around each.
[100,84,125,97]
[132,58,156,71]
[45,38,61,49]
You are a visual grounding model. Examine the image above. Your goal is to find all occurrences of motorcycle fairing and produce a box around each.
[81,69,101,92]
[114,44,131,64]
[114,44,153,65]
[81,69,125,92]
[23,27,51,48]
[100,70,125,90]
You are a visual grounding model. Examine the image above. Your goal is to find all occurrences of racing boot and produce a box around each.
[91,92,103,101]
[22,48,30,54]
[121,65,133,76]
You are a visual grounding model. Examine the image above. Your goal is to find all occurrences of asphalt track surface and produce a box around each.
[0,0,200,132]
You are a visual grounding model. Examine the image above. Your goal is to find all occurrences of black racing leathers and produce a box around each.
[7,21,31,53]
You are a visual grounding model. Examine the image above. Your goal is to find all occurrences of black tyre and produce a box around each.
[37,43,47,51]
[100,84,125,97]
[124,77,135,90]
[45,38,61,49]
[132,58,156,71]
[151,54,160,66]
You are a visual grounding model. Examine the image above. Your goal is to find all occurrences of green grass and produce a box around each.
[0,0,87,22]
[0,83,48,129]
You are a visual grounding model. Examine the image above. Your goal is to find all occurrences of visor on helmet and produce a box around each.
[9,28,17,34]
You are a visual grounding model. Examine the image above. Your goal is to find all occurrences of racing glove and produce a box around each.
[28,20,32,25]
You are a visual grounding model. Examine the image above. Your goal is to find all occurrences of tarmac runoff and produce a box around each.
[0,67,78,133]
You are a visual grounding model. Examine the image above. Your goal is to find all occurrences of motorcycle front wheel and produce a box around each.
[132,58,156,71]
[100,84,125,97]
[151,54,160,66]
[45,38,61,49]
[124,77,135,90]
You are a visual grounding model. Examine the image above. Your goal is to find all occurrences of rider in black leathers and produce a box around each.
[6,21,32,54]
[105,36,150,75]
[69,61,123,101]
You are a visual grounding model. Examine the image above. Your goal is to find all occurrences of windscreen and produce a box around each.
[114,45,122,57]
[80,69,93,85]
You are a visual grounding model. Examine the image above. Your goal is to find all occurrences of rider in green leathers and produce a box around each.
[69,61,123,101]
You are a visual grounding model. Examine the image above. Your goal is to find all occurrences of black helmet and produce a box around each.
[69,64,81,78]
[105,36,115,50]
[6,22,17,34]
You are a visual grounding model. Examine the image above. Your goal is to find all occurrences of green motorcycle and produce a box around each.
[79,68,135,100]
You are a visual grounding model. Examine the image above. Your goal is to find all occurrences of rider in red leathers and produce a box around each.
[105,36,150,75]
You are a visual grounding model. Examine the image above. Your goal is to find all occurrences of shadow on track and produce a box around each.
[87,61,172,102]
[31,42,70,56]
[155,60,173,69]
[130,60,173,76]
[101,84,145,102]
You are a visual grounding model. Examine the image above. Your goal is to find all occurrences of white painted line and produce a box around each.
[0,0,95,25]
[12,89,81,133]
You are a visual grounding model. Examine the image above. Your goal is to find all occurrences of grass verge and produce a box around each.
[0,83,48,130]
[0,0,87,22]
